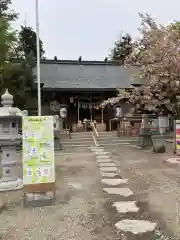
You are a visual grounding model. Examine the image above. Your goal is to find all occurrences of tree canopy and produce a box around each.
[18,26,45,59]
[0,17,16,65]
[110,33,133,64]
[102,14,180,116]
[0,1,46,109]
[0,0,18,20]
[0,17,36,108]
[126,14,180,114]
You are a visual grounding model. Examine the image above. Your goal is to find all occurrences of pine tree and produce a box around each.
[18,26,45,59]
[110,34,133,64]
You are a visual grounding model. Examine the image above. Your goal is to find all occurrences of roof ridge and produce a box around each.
[40,59,121,66]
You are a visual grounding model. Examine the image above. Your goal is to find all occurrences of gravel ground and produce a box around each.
[105,143,180,240]
[0,145,177,240]
[0,149,120,240]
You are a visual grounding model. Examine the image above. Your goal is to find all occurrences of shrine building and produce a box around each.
[33,59,142,131]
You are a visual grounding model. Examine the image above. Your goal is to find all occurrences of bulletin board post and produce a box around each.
[22,116,55,207]
[175,120,180,156]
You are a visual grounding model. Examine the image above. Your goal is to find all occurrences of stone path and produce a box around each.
[0,146,170,239]
[0,150,121,240]
[104,144,179,239]
[90,146,160,239]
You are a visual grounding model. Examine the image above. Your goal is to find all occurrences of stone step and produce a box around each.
[63,137,93,142]
[99,132,118,137]
[71,133,92,139]
[61,138,94,145]
[99,136,120,140]
[71,132,92,136]
[62,142,94,147]
[62,143,95,148]
[99,137,133,141]
[100,142,130,146]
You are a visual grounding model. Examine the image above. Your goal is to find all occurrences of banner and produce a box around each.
[176,120,180,154]
[22,116,55,185]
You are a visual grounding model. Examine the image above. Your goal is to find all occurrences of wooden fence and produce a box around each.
[118,116,142,137]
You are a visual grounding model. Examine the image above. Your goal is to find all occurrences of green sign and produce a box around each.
[22,116,55,185]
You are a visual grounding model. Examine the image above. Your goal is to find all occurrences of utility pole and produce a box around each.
[35,0,41,116]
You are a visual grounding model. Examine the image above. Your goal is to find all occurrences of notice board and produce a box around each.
[22,116,55,206]
[176,120,180,155]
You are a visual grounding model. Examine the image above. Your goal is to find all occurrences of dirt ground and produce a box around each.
[105,143,180,240]
[0,149,121,240]
[0,144,178,239]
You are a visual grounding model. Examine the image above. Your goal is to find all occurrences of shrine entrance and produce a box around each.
[77,101,101,122]
[79,107,92,121]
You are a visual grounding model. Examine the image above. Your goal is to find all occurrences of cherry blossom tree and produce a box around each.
[126,13,180,115]
[101,13,180,116]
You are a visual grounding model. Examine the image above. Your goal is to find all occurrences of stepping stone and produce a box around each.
[91,148,104,152]
[99,162,116,167]
[112,201,139,213]
[115,219,156,234]
[97,159,112,163]
[165,158,180,164]
[100,167,117,172]
[103,188,133,197]
[101,179,128,185]
[100,172,117,177]
[131,145,141,149]
[95,152,110,155]
[96,155,110,159]
[93,150,104,153]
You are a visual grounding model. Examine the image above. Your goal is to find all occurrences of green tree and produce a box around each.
[0,17,36,109]
[1,60,36,108]
[0,0,18,20]
[18,26,45,59]
[110,34,133,64]
[0,17,16,66]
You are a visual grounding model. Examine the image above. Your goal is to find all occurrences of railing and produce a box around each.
[91,122,100,146]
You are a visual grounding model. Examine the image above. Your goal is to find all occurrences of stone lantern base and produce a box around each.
[0,178,23,192]
[137,128,153,148]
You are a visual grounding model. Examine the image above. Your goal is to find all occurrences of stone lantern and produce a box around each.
[53,115,61,149]
[0,89,23,191]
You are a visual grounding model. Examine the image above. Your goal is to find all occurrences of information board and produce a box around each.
[176,120,180,155]
[22,116,55,206]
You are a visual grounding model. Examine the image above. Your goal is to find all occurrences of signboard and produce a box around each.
[22,116,55,206]
[176,120,180,155]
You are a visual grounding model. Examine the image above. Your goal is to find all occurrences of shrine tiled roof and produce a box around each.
[33,60,142,90]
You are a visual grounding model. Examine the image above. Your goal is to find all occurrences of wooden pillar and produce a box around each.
[77,100,80,122]
[109,119,112,131]
[101,107,104,125]
[90,105,93,122]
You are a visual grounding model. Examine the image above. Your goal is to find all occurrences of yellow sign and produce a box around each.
[176,120,180,155]
[22,116,55,185]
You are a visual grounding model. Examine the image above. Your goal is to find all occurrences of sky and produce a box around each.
[11,0,180,61]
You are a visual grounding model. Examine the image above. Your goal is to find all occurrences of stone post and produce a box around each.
[53,115,61,150]
[137,114,153,148]
[22,110,28,116]
[0,89,23,191]
[153,112,166,153]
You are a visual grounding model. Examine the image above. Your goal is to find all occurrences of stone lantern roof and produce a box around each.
[0,89,23,117]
